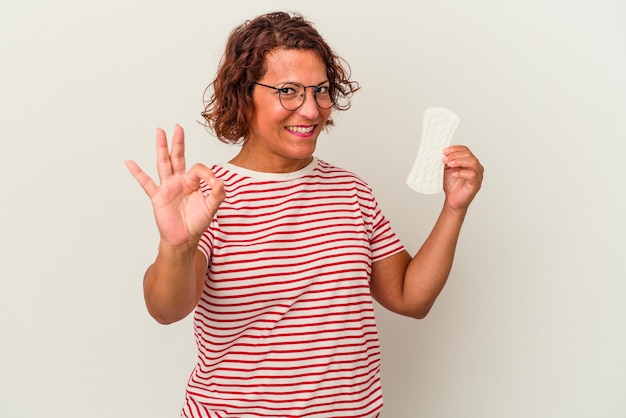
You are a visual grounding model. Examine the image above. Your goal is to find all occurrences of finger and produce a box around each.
[188,164,225,196]
[170,124,186,175]
[443,148,483,173]
[187,163,226,209]
[443,145,471,155]
[443,146,473,160]
[446,155,482,171]
[452,168,483,190]
[187,163,219,186]
[447,160,484,184]
[206,177,225,204]
[125,160,158,197]
[155,128,173,182]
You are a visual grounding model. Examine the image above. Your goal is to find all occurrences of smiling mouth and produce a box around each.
[286,125,315,134]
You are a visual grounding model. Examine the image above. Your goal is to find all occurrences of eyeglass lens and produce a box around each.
[278,83,333,111]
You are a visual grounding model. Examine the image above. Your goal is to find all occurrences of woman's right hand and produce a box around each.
[125,125,225,249]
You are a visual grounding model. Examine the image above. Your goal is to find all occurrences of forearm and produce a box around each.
[403,203,467,317]
[143,241,202,324]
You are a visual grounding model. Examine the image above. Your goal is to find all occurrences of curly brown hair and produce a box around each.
[201,11,360,144]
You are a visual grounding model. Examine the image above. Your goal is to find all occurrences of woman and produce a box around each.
[126,11,483,418]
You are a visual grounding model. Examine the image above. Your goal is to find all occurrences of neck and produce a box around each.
[229,145,314,174]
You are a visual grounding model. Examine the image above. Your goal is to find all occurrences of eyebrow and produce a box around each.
[269,80,330,87]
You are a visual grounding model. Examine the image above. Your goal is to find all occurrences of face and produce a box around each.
[234,48,332,173]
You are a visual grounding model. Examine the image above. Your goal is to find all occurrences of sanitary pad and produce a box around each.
[406,107,459,194]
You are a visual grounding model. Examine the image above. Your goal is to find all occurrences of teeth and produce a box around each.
[287,125,315,133]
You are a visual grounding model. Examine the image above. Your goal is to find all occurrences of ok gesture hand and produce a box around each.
[125,125,225,249]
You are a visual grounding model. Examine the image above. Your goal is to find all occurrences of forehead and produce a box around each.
[261,49,327,83]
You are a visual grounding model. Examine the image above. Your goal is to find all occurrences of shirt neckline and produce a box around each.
[220,157,318,181]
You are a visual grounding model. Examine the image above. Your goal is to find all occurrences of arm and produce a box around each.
[142,246,208,324]
[370,145,483,319]
[126,125,225,324]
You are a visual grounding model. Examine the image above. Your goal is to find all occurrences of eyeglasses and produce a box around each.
[253,81,334,111]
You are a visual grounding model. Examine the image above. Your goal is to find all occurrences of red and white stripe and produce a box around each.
[182,158,404,418]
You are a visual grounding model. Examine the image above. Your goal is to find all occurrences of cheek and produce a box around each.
[251,103,290,131]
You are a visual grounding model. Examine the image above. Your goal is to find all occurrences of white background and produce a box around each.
[1,1,625,417]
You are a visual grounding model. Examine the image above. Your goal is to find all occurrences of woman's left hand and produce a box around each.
[442,145,484,211]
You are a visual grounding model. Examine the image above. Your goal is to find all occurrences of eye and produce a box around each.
[315,85,330,95]
[279,86,297,94]
[279,84,301,97]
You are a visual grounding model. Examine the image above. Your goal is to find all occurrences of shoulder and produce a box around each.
[314,159,371,189]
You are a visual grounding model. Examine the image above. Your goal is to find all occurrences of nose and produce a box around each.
[296,87,321,119]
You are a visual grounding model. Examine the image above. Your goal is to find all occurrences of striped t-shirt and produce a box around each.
[182,158,405,418]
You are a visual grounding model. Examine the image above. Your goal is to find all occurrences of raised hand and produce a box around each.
[125,125,225,248]
[442,145,484,211]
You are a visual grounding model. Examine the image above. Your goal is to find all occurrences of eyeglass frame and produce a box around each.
[252,81,335,111]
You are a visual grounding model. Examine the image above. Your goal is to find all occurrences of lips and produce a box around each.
[286,125,315,134]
